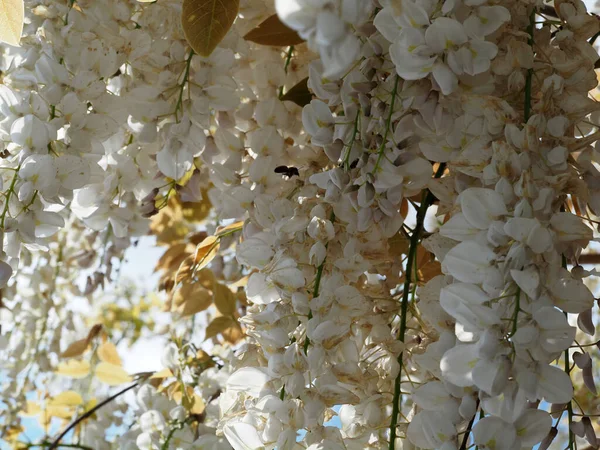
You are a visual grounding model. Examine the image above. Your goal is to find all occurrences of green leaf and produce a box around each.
[244,14,304,46]
[281,77,312,107]
[182,0,239,57]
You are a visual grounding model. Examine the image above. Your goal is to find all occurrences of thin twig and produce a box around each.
[388,163,445,450]
[48,382,139,450]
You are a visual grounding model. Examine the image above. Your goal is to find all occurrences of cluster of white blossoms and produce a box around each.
[2,0,600,448]
[219,0,600,449]
[117,343,233,450]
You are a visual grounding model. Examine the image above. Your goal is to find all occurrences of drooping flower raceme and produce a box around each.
[2,0,600,449]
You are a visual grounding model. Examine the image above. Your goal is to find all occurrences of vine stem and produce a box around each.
[303,211,336,354]
[507,288,521,338]
[458,401,480,450]
[523,8,535,123]
[21,443,93,450]
[278,46,295,98]
[388,163,445,450]
[373,75,400,174]
[48,382,139,450]
[174,50,194,123]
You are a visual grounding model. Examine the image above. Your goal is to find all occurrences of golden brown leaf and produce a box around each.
[175,255,196,285]
[181,194,212,223]
[182,0,239,57]
[213,282,236,316]
[388,234,410,258]
[86,323,103,341]
[197,268,216,290]
[216,220,244,236]
[174,282,213,316]
[204,316,235,340]
[151,198,190,245]
[244,14,304,46]
[60,339,90,359]
[281,77,312,107]
[194,235,219,271]
[155,243,189,272]
[222,322,244,344]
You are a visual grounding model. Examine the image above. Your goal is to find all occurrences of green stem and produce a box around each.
[388,164,445,450]
[175,50,194,123]
[21,443,93,450]
[343,111,361,171]
[458,402,479,450]
[303,211,336,354]
[278,46,295,98]
[373,76,400,174]
[523,9,535,123]
[507,288,521,338]
[1,167,21,229]
[565,348,575,450]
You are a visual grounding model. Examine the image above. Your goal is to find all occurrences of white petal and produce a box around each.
[226,367,271,397]
[223,422,264,450]
[510,267,540,299]
[407,410,456,449]
[440,344,478,387]
[515,409,552,446]
[536,364,573,404]
[442,241,495,284]
[473,417,517,450]
[459,188,507,229]
[439,213,480,241]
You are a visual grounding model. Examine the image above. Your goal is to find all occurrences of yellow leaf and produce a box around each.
[0,0,24,46]
[191,393,205,415]
[230,274,249,289]
[84,397,98,412]
[95,362,133,386]
[213,282,236,316]
[244,14,305,46]
[204,316,235,340]
[60,338,90,358]
[181,194,212,223]
[48,391,84,407]
[55,360,91,379]
[151,368,174,379]
[20,401,41,417]
[97,342,122,366]
[182,0,239,57]
[215,220,244,236]
[194,235,219,271]
[46,405,73,420]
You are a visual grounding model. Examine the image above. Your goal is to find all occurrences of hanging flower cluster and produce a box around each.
[2,0,600,449]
